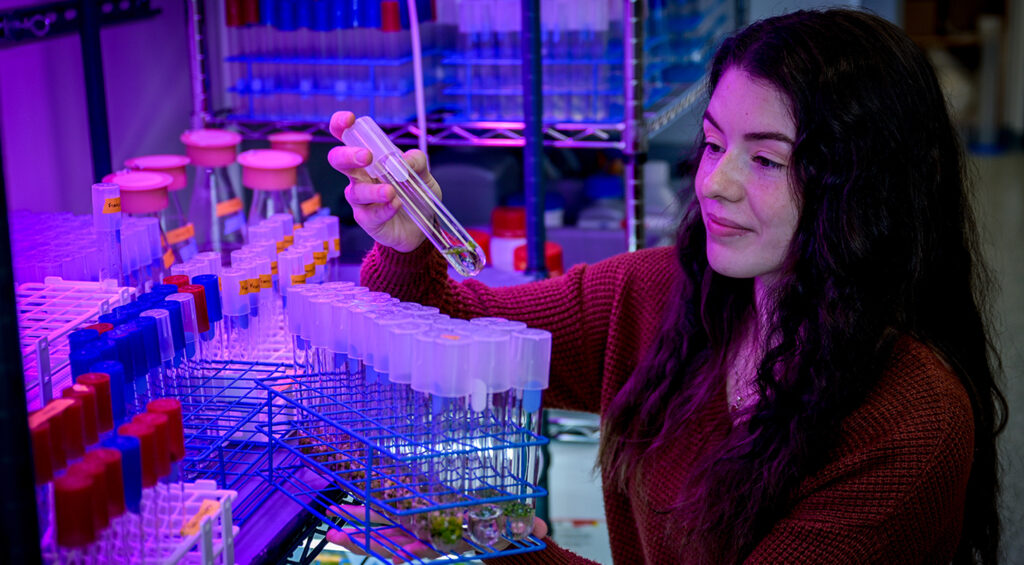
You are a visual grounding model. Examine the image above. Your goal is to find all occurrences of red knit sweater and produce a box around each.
[361,242,974,564]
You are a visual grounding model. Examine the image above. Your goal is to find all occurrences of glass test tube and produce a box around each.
[341,116,486,277]
[91,182,125,286]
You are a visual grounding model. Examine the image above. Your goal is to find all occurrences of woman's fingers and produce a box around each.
[344,182,395,206]
[329,111,355,142]
[326,146,376,185]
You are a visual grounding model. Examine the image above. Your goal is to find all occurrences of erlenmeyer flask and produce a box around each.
[101,169,176,290]
[238,148,304,225]
[268,131,323,224]
[182,128,248,260]
[125,154,199,263]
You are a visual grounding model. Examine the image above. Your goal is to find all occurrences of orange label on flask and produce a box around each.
[163,249,175,269]
[103,197,121,214]
[260,274,272,289]
[291,274,306,285]
[216,197,243,217]
[301,194,322,217]
[165,223,196,245]
[314,251,327,266]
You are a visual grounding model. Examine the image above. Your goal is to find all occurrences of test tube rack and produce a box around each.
[254,371,548,563]
[17,277,136,410]
[42,480,238,565]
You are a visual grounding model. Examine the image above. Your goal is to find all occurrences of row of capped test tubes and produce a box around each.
[10,210,166,290]
[279,280,552,545]
[29,384,190,565]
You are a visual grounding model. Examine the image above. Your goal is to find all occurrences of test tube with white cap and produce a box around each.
[220,267,253,362]
[341,116,486,277]
[91,182,125,286]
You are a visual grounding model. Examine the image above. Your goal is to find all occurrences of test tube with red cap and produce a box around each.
[30,420,54,544]
[179,284,212,364]
[61,384,101,448]
[67,458,113,559]
[51,473,97,563]
[133,411,172,540]
[147,398,187,511]
[84,448,127,559]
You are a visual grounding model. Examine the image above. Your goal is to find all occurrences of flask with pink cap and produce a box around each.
[182,128,248,259]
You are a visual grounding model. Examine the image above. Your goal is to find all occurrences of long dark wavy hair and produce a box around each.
[599,8,1007,564]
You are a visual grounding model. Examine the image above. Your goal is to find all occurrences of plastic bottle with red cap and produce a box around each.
[491,206,528,272]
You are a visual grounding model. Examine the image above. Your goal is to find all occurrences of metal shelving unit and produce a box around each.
[193,0,736,256]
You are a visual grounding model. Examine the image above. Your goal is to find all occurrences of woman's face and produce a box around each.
[696,68,800,284]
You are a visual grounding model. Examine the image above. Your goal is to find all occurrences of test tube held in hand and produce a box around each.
[341,117,486,276]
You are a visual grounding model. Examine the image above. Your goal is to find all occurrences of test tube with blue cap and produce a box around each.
[139,309,177,398]
[341,117,486,277]
[103,326,140,418]
[505,327,552,540]
[100,433,143,560]
[133,315,164,404]
[166,293,201,396]
[115,422,157,556]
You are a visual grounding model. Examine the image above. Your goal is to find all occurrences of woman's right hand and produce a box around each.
[327,110,441,253]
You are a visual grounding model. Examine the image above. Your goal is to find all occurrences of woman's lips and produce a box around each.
[705,213,751,237]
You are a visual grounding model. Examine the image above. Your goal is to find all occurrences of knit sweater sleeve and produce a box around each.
[745,341,974,564]
[360,241,677,413]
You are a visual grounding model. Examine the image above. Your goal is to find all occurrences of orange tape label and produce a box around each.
[271,261,279,275]
[239,280,248,295]
[246,279,260,294]
[284,235,294,246]
[291,274,306,285]
[314,251,327,266]
[28,399,74,428]
[166,223,196,245]
[301,194,322,217]
[103,197,121,214]
[216,197,243,217]
[260,274,272,289]
[163,248,175,269]
[334,238,341,252]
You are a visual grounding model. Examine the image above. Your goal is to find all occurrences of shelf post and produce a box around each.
[623,0,647,251]
[522,0,547,278]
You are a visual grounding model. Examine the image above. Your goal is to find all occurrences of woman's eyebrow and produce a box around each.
[703,110,794,145]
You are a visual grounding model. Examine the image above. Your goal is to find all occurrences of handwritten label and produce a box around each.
[304,263,315,278]
[271,261,278,275]
[163,248,175,269]
[103,197,121,214]
[181,499,220,537]
[28,399,74,429]
[322,240,330,251]
[246,279,260,294]
[283,235,294,246]
[216,197,243,218]
[314,251,327,266]
[260,274,272,289]
[165,223,196,245]
[301,193,322,217]
[239,280,248,295]
[291,274,306,285]
[334,238,341,252]
[276,241,286,253]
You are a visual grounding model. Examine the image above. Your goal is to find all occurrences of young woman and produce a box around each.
[327,8,1006,564]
